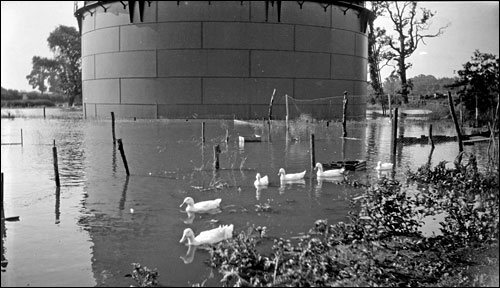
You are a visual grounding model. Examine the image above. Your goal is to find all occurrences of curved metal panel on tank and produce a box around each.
[75,1,370,119]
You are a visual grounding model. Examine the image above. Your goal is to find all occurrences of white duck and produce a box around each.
[375,161,393,171]
[179,224,234,246]
[179,197,222,213]
[315,162,345,177]
[254,173,269,186]
[278,168,306,181]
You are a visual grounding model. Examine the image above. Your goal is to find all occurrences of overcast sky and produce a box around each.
[1,1,499,92]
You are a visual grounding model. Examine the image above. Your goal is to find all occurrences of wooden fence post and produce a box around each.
[111,112,116,145]
[268,89,276,122]
[53,140,60,187]
[285,94,289,130]
[428,124,435,150]
[213,144,220,170]
[202,122,205,143]
[392,108,398,156]
[448,91,463,162]
[117,139,130,176]
[1,172,4,219]
[310,133,315,170]
[342,91,348,137]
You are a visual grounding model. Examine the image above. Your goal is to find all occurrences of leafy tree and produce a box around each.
[410,74,456,98]
[383,72,401,102]
[47,25,81,106]
[379,1,448,103]
[449,50,499,125]
[1,87,21,100]
[26,56,58,95]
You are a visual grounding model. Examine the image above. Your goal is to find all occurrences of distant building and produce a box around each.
[75,1,370,119]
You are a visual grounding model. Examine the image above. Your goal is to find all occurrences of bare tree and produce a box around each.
[368,2,385,97]
[380,1,449,103]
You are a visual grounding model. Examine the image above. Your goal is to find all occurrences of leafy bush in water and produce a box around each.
[407,155,499,247]
[130,263,159,287]
[208,155,499,286]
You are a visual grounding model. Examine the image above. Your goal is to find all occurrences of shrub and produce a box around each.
[207,154,499,286]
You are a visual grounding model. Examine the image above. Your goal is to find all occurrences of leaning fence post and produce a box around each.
[117,139,130,176]
[428,124,435,150]
[448,91,463,162]
[55,186,61,224]
[53,140,60,187]
[427,125,435,167]
[111,112,116,145]
[268,89,276,122]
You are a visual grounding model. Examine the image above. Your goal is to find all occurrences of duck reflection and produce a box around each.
[183,211,196,224]
[255,185,268,200]
[279,179,306,195]
[377,170,393,179]
[315,176,344,198]
[182,208,222,225]
[180,245,211,264]
[180,245,197,264]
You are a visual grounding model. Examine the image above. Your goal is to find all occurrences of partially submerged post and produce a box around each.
[111,112,116,145]
[20,129,23,147]
[202,122,205,143]
[55,186,60,224]
[1,172,4,219]
[268,89,276,122]
[388,94,392,118]
[117,139,130,176]
[268,120,272,143]
[391,108,398,156]
[427,124,435,167]
[43,106,46,119]
[53,140,60,187]
[342,91,348,137]
[428,124,435,150]
[310,133,315,170]
[448,91,464,162]
[213,144,221,170]
[285,94,289,131]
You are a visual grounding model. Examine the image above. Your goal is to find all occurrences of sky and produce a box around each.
[1,1,499,92]
[375,1,499,81]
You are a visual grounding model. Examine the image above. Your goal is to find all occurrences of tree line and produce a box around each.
[368,1,499,125]
[26,25,81,107]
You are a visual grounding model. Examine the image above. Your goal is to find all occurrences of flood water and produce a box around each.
[1,108,492,286]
